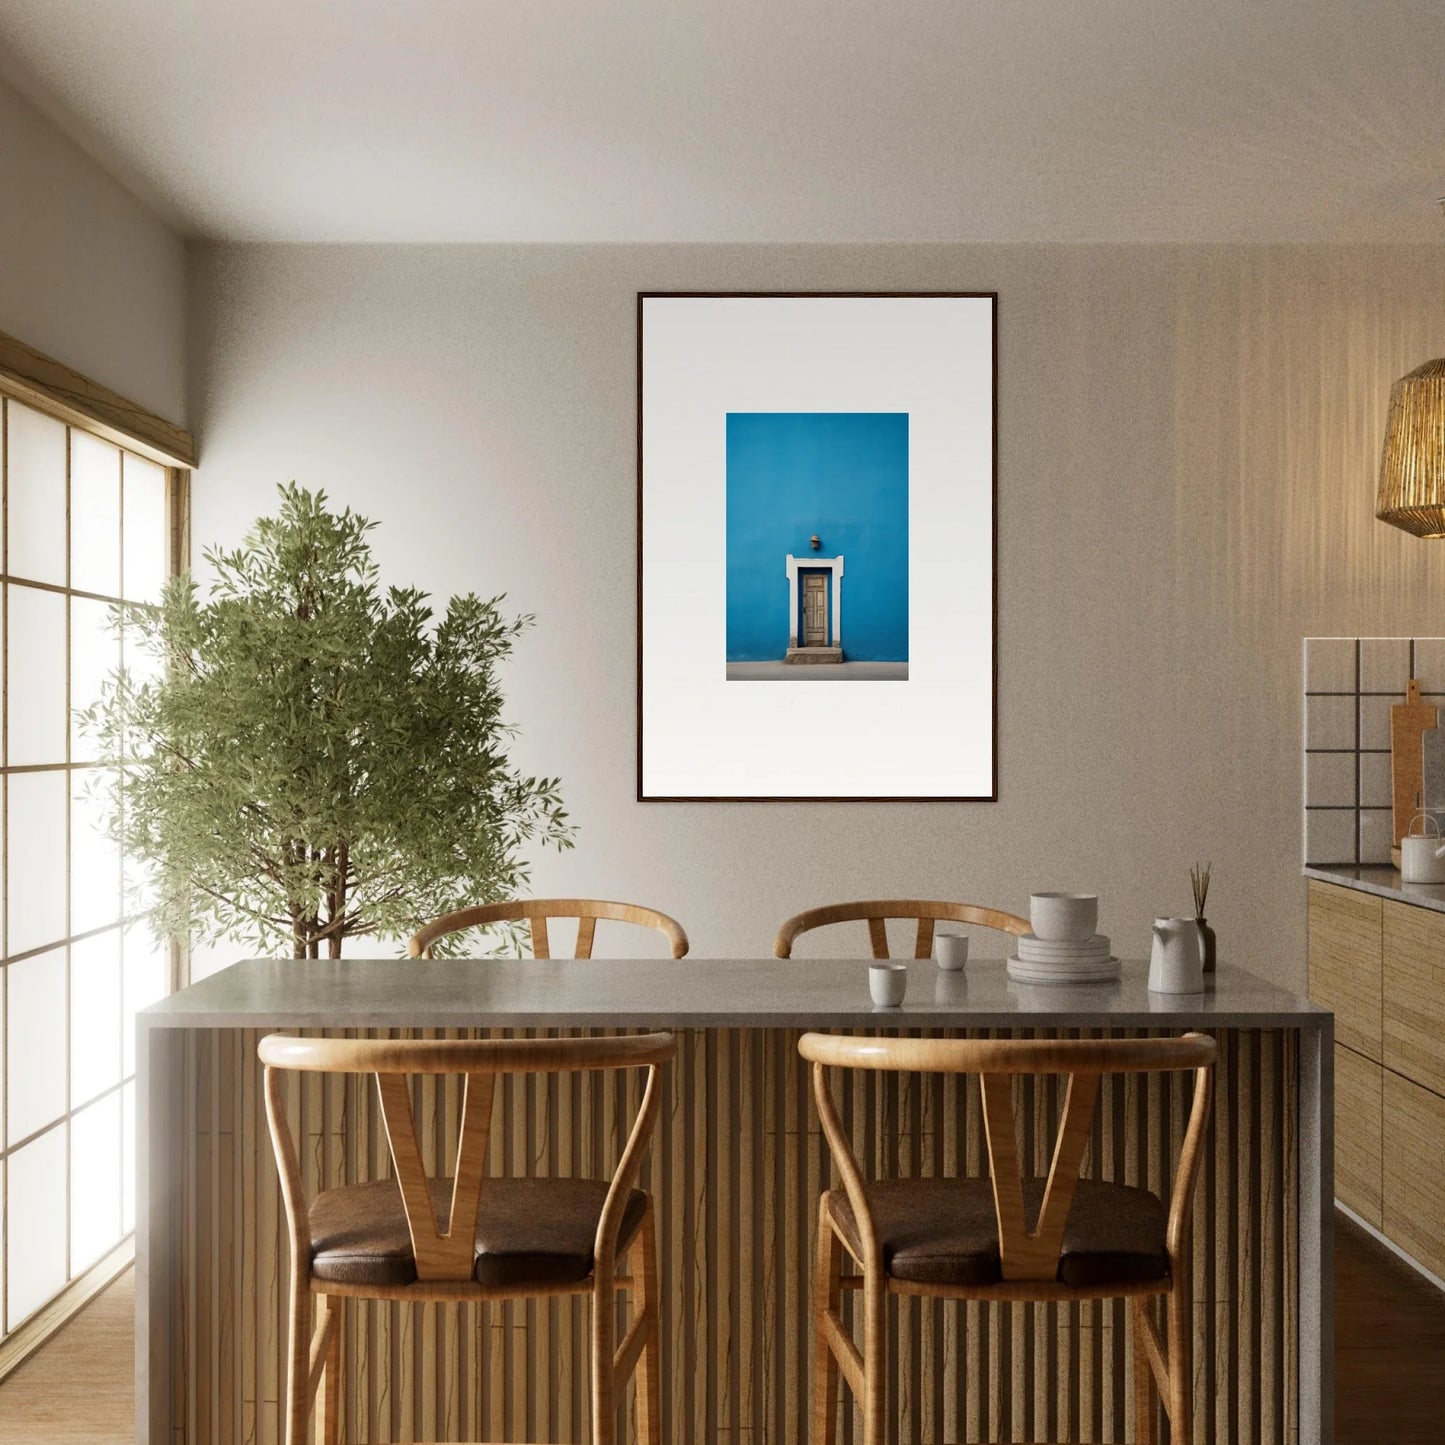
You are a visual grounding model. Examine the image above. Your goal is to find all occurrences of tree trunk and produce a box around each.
[327,840,348,959]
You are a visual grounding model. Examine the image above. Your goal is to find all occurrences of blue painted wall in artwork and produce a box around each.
[726,412,908,662]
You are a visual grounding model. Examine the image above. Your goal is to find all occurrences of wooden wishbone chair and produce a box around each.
[799,1031,1217,1445]
[408,898,689,959]
[259,1030,676,1445]
[773,898,1029,960]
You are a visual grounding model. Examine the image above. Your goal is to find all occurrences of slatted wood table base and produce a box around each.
[142,1026,1299,1445]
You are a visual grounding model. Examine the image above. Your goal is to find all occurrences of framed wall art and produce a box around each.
[637,292,997,801]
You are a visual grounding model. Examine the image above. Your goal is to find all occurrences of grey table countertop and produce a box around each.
[1304,862,1445,916]
[141,957,1327,1031]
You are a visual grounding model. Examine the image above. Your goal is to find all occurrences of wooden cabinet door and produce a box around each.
[1335,1043,1383,1227]
[1384,899,1445,1097]
[802,573,827,645]
[1308,881,1383,1062]
[1383,1070,1445,1280]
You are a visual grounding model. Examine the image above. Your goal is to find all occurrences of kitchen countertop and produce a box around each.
[1304,862,1445,915]
[141,956,1326,1032]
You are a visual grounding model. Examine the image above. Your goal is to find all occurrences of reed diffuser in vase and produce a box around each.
[1191,861,1216,973]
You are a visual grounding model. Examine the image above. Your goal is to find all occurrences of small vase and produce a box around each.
[1196,917,1217,973]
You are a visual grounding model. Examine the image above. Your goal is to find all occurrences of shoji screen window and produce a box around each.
[1,396,174,1343]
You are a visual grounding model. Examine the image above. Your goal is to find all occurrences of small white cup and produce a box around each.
[869,962,908,1007]
[934,933,970,971]
[1030,892,1098,942]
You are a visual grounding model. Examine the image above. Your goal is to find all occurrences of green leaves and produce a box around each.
[78,483,574,958]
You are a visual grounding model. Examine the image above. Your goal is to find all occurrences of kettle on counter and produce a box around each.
[1400,813,1445,884]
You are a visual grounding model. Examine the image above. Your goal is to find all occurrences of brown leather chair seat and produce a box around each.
[309,1176,647,1289]
[828,1176,1168,1289]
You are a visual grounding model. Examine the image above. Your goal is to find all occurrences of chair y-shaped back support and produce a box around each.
[798,1031,1217,1445]
[259,1030,676,1445]
[408,897,689,959]
[773,898,1030,960]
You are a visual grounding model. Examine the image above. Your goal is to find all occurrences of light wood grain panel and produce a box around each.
[1382,1070,1445,1282]
[1334,1045,1383,1227]
[1383,899,1445,1098]
[1308,881,1383,1061]
[153,1025,1297,1444]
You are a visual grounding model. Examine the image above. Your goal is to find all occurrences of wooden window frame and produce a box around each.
[0,326,194,1380]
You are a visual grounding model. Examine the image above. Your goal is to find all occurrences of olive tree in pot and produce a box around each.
[81,483,574,959]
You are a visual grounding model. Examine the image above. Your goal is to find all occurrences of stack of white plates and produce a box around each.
[1007,932,1120,984]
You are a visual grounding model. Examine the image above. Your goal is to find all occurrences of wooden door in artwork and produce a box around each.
[803,572,828,645]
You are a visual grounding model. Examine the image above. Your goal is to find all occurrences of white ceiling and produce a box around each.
[1,1,1442,244]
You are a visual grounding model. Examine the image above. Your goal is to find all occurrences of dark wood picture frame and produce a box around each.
[636,291,998,803]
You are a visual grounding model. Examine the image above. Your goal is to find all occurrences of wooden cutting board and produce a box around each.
[1392,679,1439,861]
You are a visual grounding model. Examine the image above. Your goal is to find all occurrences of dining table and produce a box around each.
[135,956,1333,1444]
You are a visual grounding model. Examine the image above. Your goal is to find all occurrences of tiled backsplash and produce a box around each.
[1303,637,1445,865]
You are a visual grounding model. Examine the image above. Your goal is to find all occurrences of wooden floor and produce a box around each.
[0,1268,134,1443]
[0,1214,1439,1442]
[1333,1214,1445,1445]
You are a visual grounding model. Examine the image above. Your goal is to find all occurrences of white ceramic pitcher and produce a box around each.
[1148,917,1206,994]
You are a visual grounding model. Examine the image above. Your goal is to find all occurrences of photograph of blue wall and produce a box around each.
[725,412,908,680]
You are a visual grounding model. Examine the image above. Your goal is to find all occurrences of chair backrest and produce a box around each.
[774,899,1030,960]
[797,1032,1216,1282]
[407,898,689,960]
[259,1032,677,1284]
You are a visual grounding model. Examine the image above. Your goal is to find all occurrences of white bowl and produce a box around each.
[1029,892,1098,942]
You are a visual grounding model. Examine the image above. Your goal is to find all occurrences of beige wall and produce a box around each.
[0,76,186,423]
[186,243,1445,984]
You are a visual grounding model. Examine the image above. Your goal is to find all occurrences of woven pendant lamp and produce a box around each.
[1377,358,1445,537]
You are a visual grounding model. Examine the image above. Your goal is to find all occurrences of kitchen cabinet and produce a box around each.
[1334,1042,1383,1227]
[1308,873,1445,1282]
[1383,898,1445,1097]
[1307,880,1381,1060]
[1383,1070,1445,1280]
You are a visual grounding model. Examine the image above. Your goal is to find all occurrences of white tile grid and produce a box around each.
[1303,637,1445,866]
[1305,694,1356,750]
[1305,751,1354,808]
[1358,809,1394,866]
[1360,637,1412,694]
[1359,752,1393,810]
[1303,637,1357,694]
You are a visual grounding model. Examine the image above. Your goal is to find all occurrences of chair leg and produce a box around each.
[318,1296,341,1445]
[592,1269,618,1445]
[283,1272,311,1445]
[860,1265,887,1445]
[1166,1260,1193,1445]
[633,1203,663,1445]
[1131,1297,1158,1445]
[811,1199,843,1445]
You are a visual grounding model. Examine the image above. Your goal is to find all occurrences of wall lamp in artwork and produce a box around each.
[810,533,821,551]
[1377,358,1445,537]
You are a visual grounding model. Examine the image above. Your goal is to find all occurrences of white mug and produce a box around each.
[934,933,969,970]
[869,962,908,1007]
[1148,917,1206,994]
